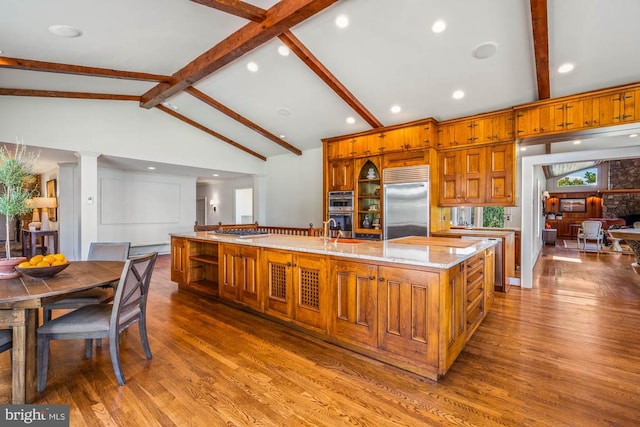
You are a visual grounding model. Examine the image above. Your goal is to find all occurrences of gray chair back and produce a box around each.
[111,252,157,334]
[88,242,131,261]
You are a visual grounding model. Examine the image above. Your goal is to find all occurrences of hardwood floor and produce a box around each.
[1,246,639,426]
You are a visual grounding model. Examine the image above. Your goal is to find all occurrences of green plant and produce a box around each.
[0,144,39,259]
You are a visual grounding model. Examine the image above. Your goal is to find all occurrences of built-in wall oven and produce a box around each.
[328,191,354,238]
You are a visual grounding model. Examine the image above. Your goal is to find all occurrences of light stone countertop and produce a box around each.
[172,232,498,269]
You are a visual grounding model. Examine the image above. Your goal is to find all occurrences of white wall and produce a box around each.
[0,97,266,176]
[197,176,255,226]
[264,148,323,228]
[97,168,196,244]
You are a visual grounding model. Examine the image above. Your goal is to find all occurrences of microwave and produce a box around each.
[328,191,354,212]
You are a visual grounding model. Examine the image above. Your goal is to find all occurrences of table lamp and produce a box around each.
[28,197,58,230]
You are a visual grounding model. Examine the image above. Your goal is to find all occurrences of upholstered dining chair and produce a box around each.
[37,252,157,391]
[42,242,131,323]
[577,220,604,251]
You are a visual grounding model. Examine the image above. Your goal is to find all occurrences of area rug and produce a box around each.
[562,240,633,254]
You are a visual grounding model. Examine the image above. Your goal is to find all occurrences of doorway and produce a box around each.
[196,198,206,225]
[235,188,253,224]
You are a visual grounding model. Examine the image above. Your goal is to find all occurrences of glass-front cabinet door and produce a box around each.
[355,158,382,237]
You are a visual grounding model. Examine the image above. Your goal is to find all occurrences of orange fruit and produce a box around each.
[54,254,66,262]
[36,261,50,267]
[29,255,44,265]
[18,261,31,268]
[51,260,65,266]
[42,255,55,264]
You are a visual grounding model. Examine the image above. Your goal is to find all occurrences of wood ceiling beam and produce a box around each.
[191,0,267,22]
[186,87,302,155]
[140,0,339,109]
[278,31,383,128]
[0,56,170,82]
[0,88,139,101]
[530,0,550,100]
[156,104,267,161]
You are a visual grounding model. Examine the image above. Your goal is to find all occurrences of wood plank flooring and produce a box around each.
[1,245,639,426]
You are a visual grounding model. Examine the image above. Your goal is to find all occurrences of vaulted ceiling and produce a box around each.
[1,0,639,175]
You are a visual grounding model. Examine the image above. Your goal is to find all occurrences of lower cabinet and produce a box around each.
[220,244,260,310]
[170,237,187,285]
[171,237,219,297]
[263,249,327,332]
[377,266,440,368]
[444,262,466,369]
[329,260,378,349]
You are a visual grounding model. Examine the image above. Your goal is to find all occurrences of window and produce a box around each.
[557,167,597,187]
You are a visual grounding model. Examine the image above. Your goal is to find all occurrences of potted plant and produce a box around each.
[0,143,39,278]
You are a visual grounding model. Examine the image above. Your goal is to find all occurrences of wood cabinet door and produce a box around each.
[453,120,473,146]
[381,128,406,152]
[264,250,294,319]
[618,90,636,122]
[437,123,456,149]
[382,150,429,169]
[469,118,490,145]
[515,107,541,138]
[563,99,586,131]
[404,123,434,149]
[329,260,378,348]
[444,263,466,368]
[366,132,387,155]
[484,247,495,310]
[491,112,515,142]
[170,237,187,285]
[220,244,240,301]
[377,266,439,366]
[461,148,484,204]
[239,246,260,309]
[485,143,514,205]
[293,253,327,331]
[439,151,460,205]
[327,159,354,192]
[348,137,366,157]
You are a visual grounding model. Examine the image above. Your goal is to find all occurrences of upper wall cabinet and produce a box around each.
[515,84,640,139]
[437,110,514,148]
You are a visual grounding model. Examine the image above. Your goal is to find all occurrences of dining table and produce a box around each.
[607,228,640,275]
[0,260,124,403]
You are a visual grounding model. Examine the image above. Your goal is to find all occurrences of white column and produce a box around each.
[57,163,80,260]
[76,152,100,260]
[253,174,267,225]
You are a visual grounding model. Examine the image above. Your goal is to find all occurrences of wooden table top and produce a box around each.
[0,260,124,307]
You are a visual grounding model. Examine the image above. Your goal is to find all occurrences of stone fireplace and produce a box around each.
[602,158,640,224]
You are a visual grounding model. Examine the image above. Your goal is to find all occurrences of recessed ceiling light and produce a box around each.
[335,15,349,28]
[278,45,290,56]
[247,62,258,72]
[452,90,465,100]
[520,147,527,152]
[558,63,574,74]
[346,117,356,124]
[147,166,156,170]
[431,20,446,33]
[472,42,498,59]
[279,134,286,139]
[162,101,179,111]
[390,105,401,114]
[629,133,638,138]
[48,24,83,38]
[277,107,291,116]
[573,140,582,145]
[212,173,219,177]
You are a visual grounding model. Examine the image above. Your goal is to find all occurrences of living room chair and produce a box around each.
[42,242,131,322]
[37,252,157,391]
[577,220,604,251]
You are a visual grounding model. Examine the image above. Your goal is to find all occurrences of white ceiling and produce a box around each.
[1,0,640,180]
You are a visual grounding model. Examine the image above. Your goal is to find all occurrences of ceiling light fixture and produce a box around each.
[278,46,290,56]
[335,15,349,28]
[452,90,465,100]
[147,166,156,170]
[431,20,446,33]
[279,134,286,139]
[573,140,582,145]
[520,147,527,152]
[48,24,83,38]
[277,107,291,116]
[346,117,355,124]
[629,133,638,138]
[247,62,258,72]
[212,173,219,177]
[472,42,498,59]
[390,105,401,114]
[558,63,575,74]
[162,101,179,111]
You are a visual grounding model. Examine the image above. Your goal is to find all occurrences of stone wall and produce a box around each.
[603,159,640,219]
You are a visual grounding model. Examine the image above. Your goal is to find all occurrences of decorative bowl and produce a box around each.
[16,263,70,278]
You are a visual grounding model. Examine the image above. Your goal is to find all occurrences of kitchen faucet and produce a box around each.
[323,218,337,242]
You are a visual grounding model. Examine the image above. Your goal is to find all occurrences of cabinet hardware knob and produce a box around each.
[286,262,292,267]
[369,276,375,281]
[292,263,297,267]
[378,277,385,282]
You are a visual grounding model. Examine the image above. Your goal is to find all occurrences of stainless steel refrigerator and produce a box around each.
[383,165,430,240]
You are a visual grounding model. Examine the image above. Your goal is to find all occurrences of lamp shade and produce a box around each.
[28,197,57,209]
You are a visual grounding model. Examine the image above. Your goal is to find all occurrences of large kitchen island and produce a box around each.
[170,232,497,380]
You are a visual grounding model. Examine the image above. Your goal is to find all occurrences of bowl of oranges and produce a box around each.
[16,253,69,278]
